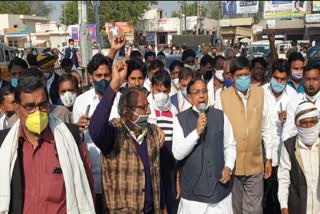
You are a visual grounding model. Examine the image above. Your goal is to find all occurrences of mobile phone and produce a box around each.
[85,105,91,116]
[280,102,283,112]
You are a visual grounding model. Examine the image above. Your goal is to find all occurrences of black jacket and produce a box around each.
[49,73,60,105]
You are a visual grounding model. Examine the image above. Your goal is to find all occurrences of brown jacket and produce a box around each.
[220,86,264,176]
[101,119,161,213]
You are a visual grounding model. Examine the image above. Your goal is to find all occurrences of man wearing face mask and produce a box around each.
[72,53,113,213]
[58,73,79,112]
[182,49,196,72]
[172,78,236,213]
[0,86,17,130]
[8,57,28,88]
[148,70,179,214]
[282,63,320,142]
[287,52,305,93]
[64,39,79,68]
[170,67,193,113]
[37,54,60,105]
[169,60,184,96]
[216,56,274,214]
[278,101,320,214]
[88,60,165,213]
[109,59,147,121]
[143,59,164,93]
[0,70,95,214]
[262,59,297,213]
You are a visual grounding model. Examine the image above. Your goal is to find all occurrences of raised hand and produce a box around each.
[111,34,126,51]
[110,61,128,91]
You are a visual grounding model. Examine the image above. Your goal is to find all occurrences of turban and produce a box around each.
[295,101,319,125]
[37,54,55,69]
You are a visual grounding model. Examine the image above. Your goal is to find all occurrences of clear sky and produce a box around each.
[49,1,181,23]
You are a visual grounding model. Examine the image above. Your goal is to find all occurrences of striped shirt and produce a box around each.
[155,110,174,151]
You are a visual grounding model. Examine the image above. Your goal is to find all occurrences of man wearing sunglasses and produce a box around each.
[0,70,95,214]
[89,61,165,213]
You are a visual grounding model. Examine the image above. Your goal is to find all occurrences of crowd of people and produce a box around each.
[0,32,319,214]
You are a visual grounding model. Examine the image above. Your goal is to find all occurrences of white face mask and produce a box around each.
[306,90,320,103]
[172,78,179,88]
[184,64,197,72]
[43,72,52,80]
[153,92,170,111]
[60,91,77,107]
[215,70,224,82]
[297,122,320,145]
[291,69,303,81]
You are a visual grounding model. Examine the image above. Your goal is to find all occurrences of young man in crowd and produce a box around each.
[287,52,305,93]
[172,78,236,213]
[0,70,95,214]
[109,59,147,120]
[251,57,268,87]
[278,101,320,214]
[283,63,320,142]
[64,38,79,68]
[89,60,164,213]
[143,60,164,92]
[170,67,193,113]
[217,56,274,213]
[262,59,297,213]
[145,51,156,66]
[169,60,184,95]
[8,57,28,87]
[182,49,196,72]
[148,70,179,214]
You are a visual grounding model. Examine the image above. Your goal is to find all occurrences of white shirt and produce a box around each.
[143,78,151,93]
[71,88,103,194]
[46,73,55,103]
[109,91,121,121]
[207,77,215,106]
[282,92,320,142]
[215,87,274,159]
[263,83,297,166]
[278,138,320,213]
[176,90,192,113]
[0,113,8,130]
[172,108,236,212]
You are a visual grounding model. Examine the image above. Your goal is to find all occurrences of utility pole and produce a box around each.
[78,1,92,68]
[184,1,187,34]
[93,1,101,52]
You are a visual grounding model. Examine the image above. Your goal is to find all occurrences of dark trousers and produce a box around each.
[95,193,105,214]
[159,146,179,214]
[263,166,281,214]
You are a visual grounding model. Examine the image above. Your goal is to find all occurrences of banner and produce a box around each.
[88,24,96,42]
[223,1,258,16]
[264,1,306,19]
[312,1,320,12]
[71,27,79,42]
[106,22,134,41]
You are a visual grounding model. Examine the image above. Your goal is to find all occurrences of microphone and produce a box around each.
[199,103,206,113]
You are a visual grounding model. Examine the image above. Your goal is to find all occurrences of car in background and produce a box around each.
[307,45,320,64]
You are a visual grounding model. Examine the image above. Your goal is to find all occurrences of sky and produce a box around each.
[49,1,180,23]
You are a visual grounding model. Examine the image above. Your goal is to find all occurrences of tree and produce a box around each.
[171,1,207,18]
[0,1,31,15]
[207,1,221,20]
[61,1,156,27]
[25,1,55,17]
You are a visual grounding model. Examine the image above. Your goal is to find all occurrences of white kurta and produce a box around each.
[278,138,320,214]
[172,108,236,213]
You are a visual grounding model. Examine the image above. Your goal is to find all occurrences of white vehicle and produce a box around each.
[248,40,292,60]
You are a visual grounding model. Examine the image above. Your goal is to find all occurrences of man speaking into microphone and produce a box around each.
[172,77,236,214]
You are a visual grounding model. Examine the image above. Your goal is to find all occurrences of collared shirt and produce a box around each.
[0,113,8,130]
[177,90,192,113]
[72,87,102,193]
[20,126,94,214]
[263,83,297,166]
[278,138,320,213]
[282,92,320,142]
[288,78,304,93]
[215,86,274,159]
[109,91,121,121]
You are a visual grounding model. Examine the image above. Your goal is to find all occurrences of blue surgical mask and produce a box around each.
[224,79,233,87]
[11,78,18,87]
[181,87,187,97]
[270,77,286,94]
[235,76,251,92]
[129,109,149,130]
[93,79,109,95]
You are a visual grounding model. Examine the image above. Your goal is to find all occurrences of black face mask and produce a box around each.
[204,70,213,82]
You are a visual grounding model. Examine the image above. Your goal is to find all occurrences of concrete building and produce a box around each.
[0,14,48,48]
[136,8,218,45]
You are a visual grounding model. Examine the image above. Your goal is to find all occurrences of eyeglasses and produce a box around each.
[130,103,150,111]
[190,89,208,96]
[21,101,49,113]
[94,73,111,78]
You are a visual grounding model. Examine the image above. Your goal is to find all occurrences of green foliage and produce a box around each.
[0,1,31,15]
[25,1,55,17]
[171,1,209,18]
[61,1,157,28]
